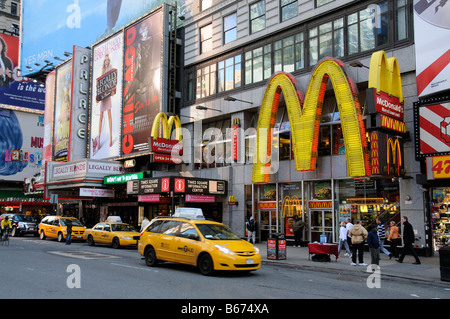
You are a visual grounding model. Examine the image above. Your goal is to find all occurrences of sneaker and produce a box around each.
[344,253,349,256]
[359,263,368,266]
[350,262,357,266]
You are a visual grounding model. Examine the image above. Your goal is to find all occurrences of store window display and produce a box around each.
[431,188,450,250]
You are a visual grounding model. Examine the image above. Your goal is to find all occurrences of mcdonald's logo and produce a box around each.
[150,112,183,156]
[281,195,302,218]
[252,57,370,184]
[232,118,240,162]
[367,51,405,122]
[387,137,402,176]
[228,195,236,206]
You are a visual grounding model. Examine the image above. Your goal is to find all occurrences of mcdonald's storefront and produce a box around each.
[247,51,409,247]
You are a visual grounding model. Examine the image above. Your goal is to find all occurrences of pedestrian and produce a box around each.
[397,216,421,264]
[376,218,393,259]
[140,217,150,232]
[367,225,380,265]
[387,220,401,258]
[338,221,351,257]
[65,219,72,245]
[246,215,256,244]
[292,215,305,247]
[345,218,354,249]
[348,219,368,266]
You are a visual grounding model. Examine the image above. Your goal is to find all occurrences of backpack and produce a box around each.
[247,219,256,232]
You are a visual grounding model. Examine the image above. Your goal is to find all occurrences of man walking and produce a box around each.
[376,218,393,259]
[397,216,421,264]
[292,215,305,247]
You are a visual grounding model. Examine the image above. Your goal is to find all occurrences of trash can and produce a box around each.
[267,233,286,260]
[439,246,450,282]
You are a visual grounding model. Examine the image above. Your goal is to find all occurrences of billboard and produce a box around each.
[122,9,168,157]
[43,71,55,165]
[415,100,450,159]
[90,31,123,160]
[0,108,44,181]
[53,60,72,162]
[414,0,450,97]
[0,34,45,111]
[20,0,186,77]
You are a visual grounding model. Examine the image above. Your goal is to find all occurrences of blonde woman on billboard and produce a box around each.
[93,54,114,153]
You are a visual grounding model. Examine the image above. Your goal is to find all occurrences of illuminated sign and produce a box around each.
[232,118,240,162]
[104,172,144,184]
[308,201,333,209]
[280,195,302,218]
[426,155,450,180]
[252,57,370,184]
[370,131,404,177]
[150,112,183,164]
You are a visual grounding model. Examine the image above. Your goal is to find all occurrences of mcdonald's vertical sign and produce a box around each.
[370,131,405,177]
[232,118,240,162]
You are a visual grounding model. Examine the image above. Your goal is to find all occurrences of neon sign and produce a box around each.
[252,57,370,184]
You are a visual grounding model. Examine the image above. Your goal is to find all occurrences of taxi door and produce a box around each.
[156,220,181,262]
[174,222,202,265]
[48,218,60,238]
[101,223,113,244]
[93,223,105,243]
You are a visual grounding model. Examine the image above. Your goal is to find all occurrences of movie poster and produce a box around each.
[53,61,72,162]
[122,9,164,157]
[90,31,123,160]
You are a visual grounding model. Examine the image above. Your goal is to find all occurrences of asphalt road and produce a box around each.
[1,236,449,302]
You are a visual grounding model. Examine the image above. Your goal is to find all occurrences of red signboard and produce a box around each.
[367,88,404,121]
[174,178,185,193]
[232,118,240,162]
[308,201,332,209]
[185,194,215,203]
[150,137,183,155]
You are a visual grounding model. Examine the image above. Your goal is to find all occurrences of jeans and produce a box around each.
[338,239,351,255]
[66,232,72,245]
[379,239,391,256]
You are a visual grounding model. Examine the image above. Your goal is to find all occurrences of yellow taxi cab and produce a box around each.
[83,221,140,248]
[138,208,261,275]
[39,216,86,242]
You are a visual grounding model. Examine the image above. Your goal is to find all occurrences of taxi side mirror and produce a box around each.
[188,233,200,241]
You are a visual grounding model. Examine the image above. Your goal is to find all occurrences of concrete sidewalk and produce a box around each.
[255,242,450,286]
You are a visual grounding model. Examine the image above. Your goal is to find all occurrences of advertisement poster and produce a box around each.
[414,0,450,97]
[90,31,123,160]
[0,34,45,110]
[0,108,44,181]
[418,102,450,156]
[53,61,72,162]
[20,0,187,77]
[122,10,164,156]
[43,71,55,165]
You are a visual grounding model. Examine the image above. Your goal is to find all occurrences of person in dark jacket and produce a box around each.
[65,220,73,245]
[396,216,421,264]
[367,225,380,265]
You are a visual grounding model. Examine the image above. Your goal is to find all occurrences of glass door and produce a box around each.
[259,210,278,242]
[309,210,333,243]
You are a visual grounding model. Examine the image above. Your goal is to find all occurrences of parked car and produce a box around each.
[0,214,38,237]
[139,208,261,275]
[39,216,86,242]
[83,222,140,248]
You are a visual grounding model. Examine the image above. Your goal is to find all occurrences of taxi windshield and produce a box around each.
[61,219,83,227]
[196,224,241,240]
[112,224,135,232]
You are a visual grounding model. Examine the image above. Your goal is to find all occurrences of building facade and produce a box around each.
[176,0,438,254]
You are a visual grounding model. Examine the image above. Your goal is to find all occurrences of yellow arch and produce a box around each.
[151,112,183,142]
[368,51,403,103]
[252,58,370,184]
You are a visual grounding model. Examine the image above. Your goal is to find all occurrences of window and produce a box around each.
[179,222,199,239]
[11,2,17,15]
[196,64,216,99]
[309,18,343,66]
[201,0,212,11]
[347,3,388,55]
[145,220,164,233]
[200,24,213,54]
[218,55,241,92]
[250,0,265,34]
[281,0,298,22]
[245,44,271,85]
[275,32,305,72]
[316,0,334,7]
[224,13,237,44]
[159,221,181,236]
[396,0,408,41]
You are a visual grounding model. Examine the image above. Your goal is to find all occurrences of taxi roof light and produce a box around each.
[173,208,205,220]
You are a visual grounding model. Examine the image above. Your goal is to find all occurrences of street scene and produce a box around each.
[1,0,450,308]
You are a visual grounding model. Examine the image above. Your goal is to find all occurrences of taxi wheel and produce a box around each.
[87,235,95,246]
[57,232,64,242]
[112,237,120,249]
[39,230,46,240]
[198,253,215,276]
[145,246,158,267]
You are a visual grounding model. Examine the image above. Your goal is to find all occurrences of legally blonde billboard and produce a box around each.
[90,31,124,160]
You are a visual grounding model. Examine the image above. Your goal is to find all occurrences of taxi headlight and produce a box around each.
[215,244,236,255]
[122,236,132,240]
[253,246,260,254]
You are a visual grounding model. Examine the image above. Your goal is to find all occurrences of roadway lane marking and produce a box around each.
[49,251,121,260]
[111,263,159,273]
